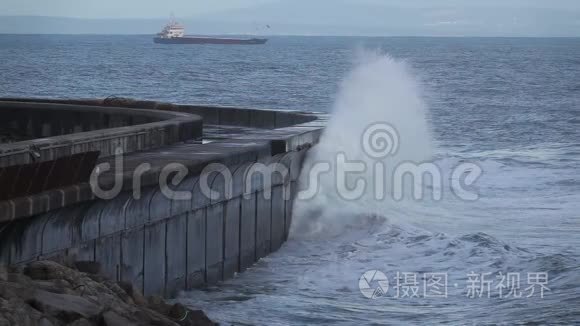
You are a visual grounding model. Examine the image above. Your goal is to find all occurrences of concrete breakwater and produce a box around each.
[0,98,326,298]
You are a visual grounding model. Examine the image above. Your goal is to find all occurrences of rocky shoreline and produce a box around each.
[0,261,216,326]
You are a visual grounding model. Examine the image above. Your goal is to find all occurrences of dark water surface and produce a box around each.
[1,35,579,325]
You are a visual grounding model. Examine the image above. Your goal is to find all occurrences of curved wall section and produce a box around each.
[0,101,203,168]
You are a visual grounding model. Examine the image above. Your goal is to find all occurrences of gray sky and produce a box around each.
[0,0,275,18]
[1,0,579,36]
[2,0,578,18]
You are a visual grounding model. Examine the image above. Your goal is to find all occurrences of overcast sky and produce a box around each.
[1,0,579,36]
[1,0,578,18]
[0,0,272,18]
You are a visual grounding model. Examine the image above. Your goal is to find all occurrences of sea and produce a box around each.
[1,35,579,325]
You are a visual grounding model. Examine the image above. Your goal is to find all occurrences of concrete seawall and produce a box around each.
[0,101,203,167]
[0,98,326,298]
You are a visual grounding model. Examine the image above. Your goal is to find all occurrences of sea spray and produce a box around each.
[291,51,433,238]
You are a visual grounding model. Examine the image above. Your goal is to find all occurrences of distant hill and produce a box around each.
[1,1,579,37]
[0,16,162,35]
[207,0,580,37]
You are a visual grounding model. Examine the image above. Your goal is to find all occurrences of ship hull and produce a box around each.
[153,37,268,45]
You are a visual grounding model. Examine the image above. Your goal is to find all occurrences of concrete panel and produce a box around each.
[293,149,309,181]
[61,185,82,208]
[121,227,145,293]
[11,196,34,221]
[285,182,294,241]
[71,240,95,262]
[28,194,49,218]
[246,155,286,196]
[8,213,51,264]
[165,213,187,297]
[270,186,286,252]
[191,176,212,212]
[231,163,253,200]
[124,188,156,229]
[223,197,241,279]
[280,151,303,183]
[286,181,297,240]
[218,107,251,126]
[99,193,132,236]
[77,184,96,204]
[239,193,257,271]
[205,203,224,285]
[72,201,104,244]
[143,221,166,297]
[0,246,8,266]
[255,191,272,259]
[270,154,291,188]
[170,176,198,217]
[41,209,78,255]
[208,164,235,206]
[250,110,276,129]
[178,105,219,125]
[0,201,13,224]
[274,110,299,128]
[149,188,172,222]
[95,234,121,282]
[186,209,206,289]
[244,162,268,195]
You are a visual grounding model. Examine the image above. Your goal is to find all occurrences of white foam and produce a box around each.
[291,50,433,238]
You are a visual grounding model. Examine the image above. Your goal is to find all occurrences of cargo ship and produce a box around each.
[153,21,268,45]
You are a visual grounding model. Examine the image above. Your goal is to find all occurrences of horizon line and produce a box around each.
[0,33,578,38]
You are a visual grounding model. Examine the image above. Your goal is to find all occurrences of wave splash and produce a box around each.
[291,50,433,238]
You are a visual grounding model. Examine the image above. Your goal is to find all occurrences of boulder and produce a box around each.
[74,261,101,275]
[6,272,32,285]
[102,310,138,326]
[28,290,102,323]
[118,281,148,306]
[132,310,179,326]
[38,317,57,326]
[0,297,47,326]
[148,295,172,316]
[0,266,6,282]
[1,260,217,326]
[68,318,92,326]
[24,261,76,282]
[168,303,216,326]
[0,281,35,302]
[31,279,74,295]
